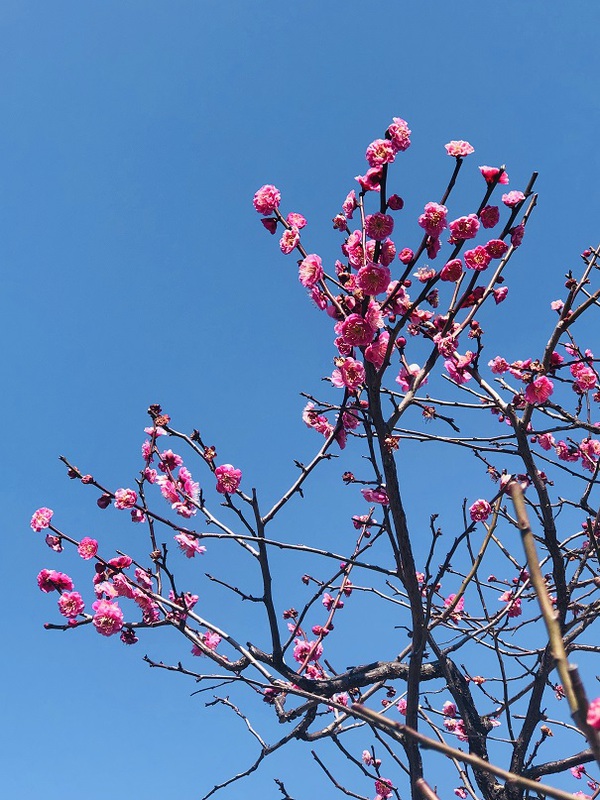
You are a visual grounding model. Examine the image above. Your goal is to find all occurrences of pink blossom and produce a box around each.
[418,202,448,237]
[387,117,411,152]
[365,331,390,370]
[479,166,509,185]
[365,138,396,168]
[215,463,242,495]
[464,246,492,271]
[587,697,600,730]
[444,594,465,622]
[365,213,394,241]
[331,358,366,391]
[449,214,480,241]
[571,765,585,780]
[502,190,525,208]
[396,363,425,392]
[58,591,85,618]
[493,287,509,304]
[355,167,383,192]
[361,486,389,505]
[413,266,436,283]
[537,433,556,451]
[366,238,396,267]
[426,236,441,259]
[299,254,324,288]
[454,789,468,799]
[396,698,407,715]
[374,778,393,799]
[286,212,306,229]
[31,507,53,532]
[342,190,357,219]
[440,258,463,282]
[524,376,554,405]
[445,356,472,384]
[108,554,132,571]
[91,599,124,637]
[45,534,62,552]
[499,590,522,618]
[134,590,160,623]
[442,701,457,717]
[37,569,74,593]
[337,314,376,347]
[158,449,183,472]
[357,263,391,296]
[485,239,509,259]
[510,223,525,247]
[398,247,414,264]
[572,363,597,392]
[387,194,404,211]
[293,638,323,663]
[114,488,137,510]
[556,440,580,462]
[362,750,381,767]
[253,184,281,215]
[175,532,207,558]
[280,227,300,254]
[480,205,500,229]
[489,356,510,374]
[113,573,135,599]
[469,499,492,522]
[445,140,474,158]
[135,568,153,591]
[77,537,98,560]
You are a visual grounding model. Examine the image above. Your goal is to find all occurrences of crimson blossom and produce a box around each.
[30,115,600,800]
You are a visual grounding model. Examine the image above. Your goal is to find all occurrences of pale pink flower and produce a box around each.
[444,594,465,622]
[572,363,597,392]
[158,476,179,504]
[175,532,207,558]
[356,263,391,296]
[469,499,492,522]
[299,254,324,288]
[445,140,474,157]
[480,205,500,229]
[134,590,160,623]
[253,184,281,215]
[337,314,376,346]
[91,599,124,636]
[280,227,300,254]
[454,720,468,741]
[77,537,98,560]
[525,376,554,405]
[365,213,394,241]
[464,246,492,271]
[449,214,480,241]
[551,300,564,313]
[58,591,85,618]
[440,258,463,282]
[361,487,389,505]
[442,701,457,717]
[479,166,509,185]
[135,568,153,591]
[387,117,411,151]
[418,202,448,237]
[502,190,525,208]
[37,569,74,593]
[362,750,381,767]
[587,698,600,730]
[286,212,306,229]
[114,488,137,510]
[413,266,436,283]
[365,138,396,168]
[215,463,242,495]
[30,507,53,532]
[485,239,509,259]
[331,358,366,391]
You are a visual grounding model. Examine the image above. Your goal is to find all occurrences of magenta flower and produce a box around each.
[469,499,492,522]
[502,190,525,208]
[366,238,396,267]
[454,789,468,799]
[387,116,411,152]
[365,331,390,370]
[92,599,124,637]
[215,463,242,495]
[253,184,281,215]
[365,138,396,168]
[479,166,509,185]
[175,532,207,558]
[445,140,474,157]
[356,263,391,296]
[293,638,323,663]
[418,202,448,237]
[442,701,457,717]
[337,313,376,347]
[331,358,366,391]
[280,227,300,254]
[493,287,509,304]
[342,190,357,219]
[449,214,480,241]
[444,594,465,622]
[114,488,137,510]
[499,590,522,618]
[387,193,404,211]
[361,486,389,505]
[510,223,525,247]
[58,591,85,618]
[524,376,554,405]
[439,258,463,282]
[77,537,98,560]
[485,239,509,259]
[396,698,407,715]
[464,246,492,271]
[37,569,74,593]
[571,765,585,780]
[355,167,383,192]
[480,205,500,229]
[398,247,414,264]
[30,507,53,532]
[365,212,394,241]
[298,254,324,288]
[286,212,306,229]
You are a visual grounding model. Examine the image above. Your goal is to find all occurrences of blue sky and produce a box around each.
[5,3,600,798]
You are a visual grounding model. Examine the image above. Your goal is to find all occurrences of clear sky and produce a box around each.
[5,2,600,798]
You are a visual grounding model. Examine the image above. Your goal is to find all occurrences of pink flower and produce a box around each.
[524,376,554,405]
[331,358,366,391]
[31,507,53,532]
[342,190,357,219]
[464,246,492,271]
[366,238,396,267]
[440,258,463,282]
[499,590,522,618]
[488,356,510,374]
[158,449,183,472]
[587,698,600,730]
[77,537,98,560]
[91,599,124,637]
[444,594,465,622]
[493,287,509,304]
[114,488,137,510]
[396,698,407,715]
[361,487,389,505]
[175,532,207,558]
[418,202,448,237]
[365,138,396,168]
[337,314,376,347]
[480,205,500,229]
[286,212,306,229]
[356,263,391,296]
[37,569,74,593]
[414,266,436,283]
[280,227,300,254]
[215,463,242,495]
[510,223,525,247]
[572,363,597,392]
[536,432,556,451]
[442,701,457,717]
[374,778,393,799]
[426,236,441,259]
[449,214,480,241]
[58,591,85,618]
[502,190,525,208]
[479,166,509,185]
[355,167,383,192]
[454,789,468,799]
[253,184,281,215]
[365,331,390,370]
[469,499,492,522]
[396,363,425,392]
[299,254,324,288]
[365,213,394,241]
[387,194,404,211]
[387,117,411,152]
[398,247,414,264]
[485,239,509,259]
[445,140,474,158]
[571,765,585,780]
[293,638,323,663]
